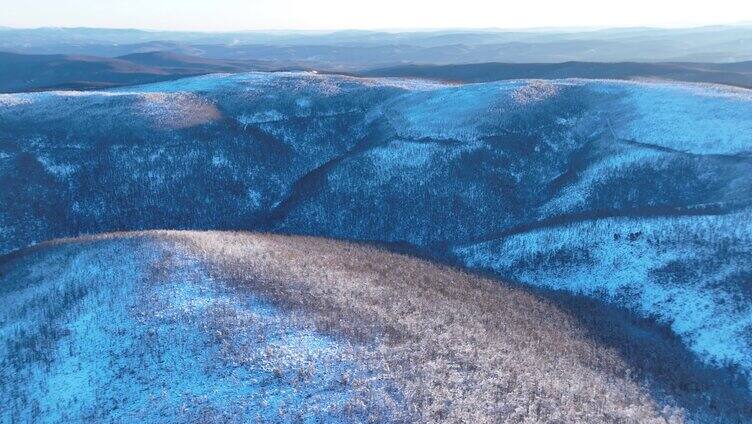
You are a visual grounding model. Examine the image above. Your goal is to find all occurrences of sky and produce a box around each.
[2,0,751,31]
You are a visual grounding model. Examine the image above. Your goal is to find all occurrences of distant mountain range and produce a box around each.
[3,50,752,93]
[365,61,752,88]
[0,51,281,92]
[2,25,752,65]
[2,25,752,92]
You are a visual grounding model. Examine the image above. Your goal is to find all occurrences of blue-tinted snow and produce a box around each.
[0,238,373,422]
[456,209,752,378]
[590,80,752,155]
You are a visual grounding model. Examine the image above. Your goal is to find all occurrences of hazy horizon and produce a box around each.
[3,23,752,34]
[2,0,751,32]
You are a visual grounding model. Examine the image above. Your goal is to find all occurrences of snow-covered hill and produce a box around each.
[1,72,751,389]
[2,231,750,422]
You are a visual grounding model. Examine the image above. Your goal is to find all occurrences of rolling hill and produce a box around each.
[0,51,272,92]
[2,231,750,422]
[363,61,752,88]
[4,50,752,94]
[1,72,751,414]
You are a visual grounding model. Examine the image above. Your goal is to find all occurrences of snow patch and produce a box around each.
[455,210,752,379]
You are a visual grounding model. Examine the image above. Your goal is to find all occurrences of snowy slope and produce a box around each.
[3,231,751,422]
[456,209,752,373]
[0,234,382,422]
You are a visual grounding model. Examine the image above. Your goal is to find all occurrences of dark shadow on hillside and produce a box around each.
[354,239,752,423]
[538,286,752,422]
